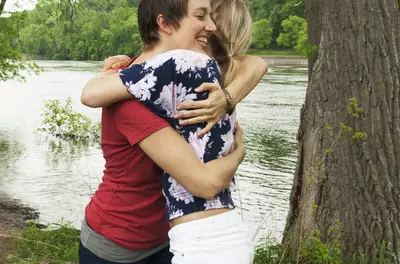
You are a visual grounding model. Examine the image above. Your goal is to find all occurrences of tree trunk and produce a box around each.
[283,0,400,262]
[305,0,321,78]
[0,0,6,15]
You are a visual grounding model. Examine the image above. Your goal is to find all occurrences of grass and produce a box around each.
[2,222,393,264]
[6,222,80,264]
[246,49,302,56]
[253,239,291,264]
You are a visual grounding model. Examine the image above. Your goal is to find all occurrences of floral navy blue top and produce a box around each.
[119,49,236,220]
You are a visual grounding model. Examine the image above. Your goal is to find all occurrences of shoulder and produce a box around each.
[115,99,164,121]
[164,49,214,62]
[111,100,169,144]
[147,49,219,73]
[168,49,217,68]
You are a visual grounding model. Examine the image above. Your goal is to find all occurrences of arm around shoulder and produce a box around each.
[81,72,133,108]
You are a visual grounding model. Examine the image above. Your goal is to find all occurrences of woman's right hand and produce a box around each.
[233,123,246,160]
[102,55,131,72]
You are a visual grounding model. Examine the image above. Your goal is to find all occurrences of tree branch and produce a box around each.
[0,0,6,15]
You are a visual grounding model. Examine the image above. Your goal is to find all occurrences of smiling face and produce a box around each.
[168,0,217,53]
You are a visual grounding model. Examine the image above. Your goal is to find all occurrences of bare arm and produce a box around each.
[227,55,269,105]
[81,72,132,107]
[139,125,246,200]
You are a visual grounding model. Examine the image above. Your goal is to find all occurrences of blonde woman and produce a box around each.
[80,0,267,263]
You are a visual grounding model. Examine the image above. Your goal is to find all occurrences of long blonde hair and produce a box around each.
[211,0,252,88]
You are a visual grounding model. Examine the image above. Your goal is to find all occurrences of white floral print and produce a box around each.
[119,49,236,220]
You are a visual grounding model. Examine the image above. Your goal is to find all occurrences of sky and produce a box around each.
[4,0,37,12]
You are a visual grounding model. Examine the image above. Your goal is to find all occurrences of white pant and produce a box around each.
[168,210,254,264]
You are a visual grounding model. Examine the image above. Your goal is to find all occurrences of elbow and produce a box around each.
[81,86,99,108]
[196,178,226,200]
[263,60,269,75]
[196,189,218,201]
[257,56,269,75]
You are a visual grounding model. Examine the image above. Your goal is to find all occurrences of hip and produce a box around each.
[168,210,254,264]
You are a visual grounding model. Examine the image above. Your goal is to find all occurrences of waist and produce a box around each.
[169,210,248,240]
[85,196,169,250]
[170,208,232,229]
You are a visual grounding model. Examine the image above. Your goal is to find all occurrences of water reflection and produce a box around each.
[271,67,308,76]
[37,60,102,73]
[245,130,297,173]
[260,66,308,86]
[44,138,99,168]
[0,133,24,173]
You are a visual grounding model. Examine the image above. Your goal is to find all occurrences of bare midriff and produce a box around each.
[169,208,232,228]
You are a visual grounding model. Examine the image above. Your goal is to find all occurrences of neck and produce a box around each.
[136,42,175,63]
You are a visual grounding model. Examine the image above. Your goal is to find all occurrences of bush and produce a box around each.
[252,19,273,49]
[38,97,100,142]
[277,15,307,49]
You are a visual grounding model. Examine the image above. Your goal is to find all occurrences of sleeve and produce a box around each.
[115,100,170,146]
[119,60,174,120]
[119,53,222,125]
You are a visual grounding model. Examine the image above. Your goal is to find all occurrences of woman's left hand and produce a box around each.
[174,83,227,137]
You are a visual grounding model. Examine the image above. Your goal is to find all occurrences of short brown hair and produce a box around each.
[138,0,188,51]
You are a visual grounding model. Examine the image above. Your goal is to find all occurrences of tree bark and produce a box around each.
[0,0,6,15]
[283,0,400,262]
[305,0,321,78]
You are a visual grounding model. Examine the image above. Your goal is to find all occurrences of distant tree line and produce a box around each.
[0,0,308,71]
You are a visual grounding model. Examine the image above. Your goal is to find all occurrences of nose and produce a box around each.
[205,17,217,34]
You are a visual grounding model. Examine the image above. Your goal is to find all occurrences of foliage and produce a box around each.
[5,219,391,264]
[294,29,312,55]
[18,0,141,61]
[38,97,101,142]
[301,226,343,264]
[14,0,307,61]
[350,241,391,264]
[252,19,273,49]
[9,221,79,264]
[263,0,306,45]
[0,12,41,81]
[246,0,280,22]
[253,239,290,264]
[277,15,307,48]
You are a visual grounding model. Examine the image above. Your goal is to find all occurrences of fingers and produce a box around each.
[175,108,215,120]
[176,100,211,111]
[102,55,131,72]
[111,61,129,69]
[178,115,205,126]
[197,123,215,137]
[195,82,220,93]
[102,57,118,72]
[234,122,243,139]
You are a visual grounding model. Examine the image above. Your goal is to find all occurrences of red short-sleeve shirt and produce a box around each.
[85,99,170,251]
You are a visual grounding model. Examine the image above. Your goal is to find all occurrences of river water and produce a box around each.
[0,60,307,244]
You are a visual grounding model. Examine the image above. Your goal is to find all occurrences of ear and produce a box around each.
[156,14,172,35]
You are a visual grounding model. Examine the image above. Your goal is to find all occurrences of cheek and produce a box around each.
[206,45,213,56]
[189,19,205,32]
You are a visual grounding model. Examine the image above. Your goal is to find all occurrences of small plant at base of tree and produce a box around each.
[300,223,343,264]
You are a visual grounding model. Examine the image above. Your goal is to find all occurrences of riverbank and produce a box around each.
[23,53,308,67]
[247,49,301,56]
[0,192,39,229]
[0,191,39,262]
[262,55,307,66]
